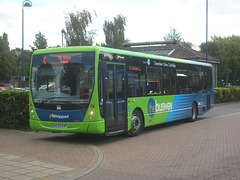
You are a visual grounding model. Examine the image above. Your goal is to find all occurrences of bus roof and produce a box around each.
[32,46,212,67]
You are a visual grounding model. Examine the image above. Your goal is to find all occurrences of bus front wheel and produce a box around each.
[189,102,198,122]
[128,110,143,136]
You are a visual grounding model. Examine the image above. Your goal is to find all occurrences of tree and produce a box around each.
[164,27,182,42]
[0,33,12,81]
[180,40,194,49]
[2,33,9,48]
[30,32,48,51]
[164,27,194,48]
[222,35,240,83]
[63,9,95,46]
[10,48,32,77]
[0,33,32,83]
[200,35,240,83]
[103,14,127,48]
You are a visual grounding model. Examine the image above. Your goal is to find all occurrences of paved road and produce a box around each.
[200,102,240,119]
[0,102,240,180]
[80,102,240,180]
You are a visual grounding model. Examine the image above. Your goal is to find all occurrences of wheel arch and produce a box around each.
[133,107,145,128]
[192,101,198,116]
[188,101,198,122]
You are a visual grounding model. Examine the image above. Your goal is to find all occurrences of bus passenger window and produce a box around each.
[146,67,162,95]
[176,69,188,94]
[127,67,145,97]
[205,67,212,92]
[189,69,201,93]
[162,68,175,95]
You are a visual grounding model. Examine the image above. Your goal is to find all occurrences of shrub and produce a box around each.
[0,90,29,129]
[214,87,240,104]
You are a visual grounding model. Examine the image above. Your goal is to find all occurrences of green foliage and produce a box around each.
[200,35,240,83]
[0,33,12,81]
[164,27,182,42]
[103,14,127,49]
[214,87,240,104]
[10,48,32,77]
[30,31,48,51]
[164,28,194,48]
[63,9,95,46]
[0,90,29,129]
[0,32,32,82]
[180,40,194,49]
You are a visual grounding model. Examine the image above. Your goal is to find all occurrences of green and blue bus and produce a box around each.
[29,46,213,136]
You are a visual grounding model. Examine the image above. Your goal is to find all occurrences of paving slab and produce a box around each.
[0,129,103,180]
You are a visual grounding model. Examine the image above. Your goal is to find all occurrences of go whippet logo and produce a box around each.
[49,114,69,119]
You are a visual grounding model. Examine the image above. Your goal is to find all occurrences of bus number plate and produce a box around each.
[53,124,67,128]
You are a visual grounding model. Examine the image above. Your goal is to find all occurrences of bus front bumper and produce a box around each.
[29,120,105,134]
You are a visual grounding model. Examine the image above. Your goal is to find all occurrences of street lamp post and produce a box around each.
[61,29,64,47]
[206,0,208,63]
[22,0,32,88]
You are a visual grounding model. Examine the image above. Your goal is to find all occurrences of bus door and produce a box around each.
[104,63,127,135]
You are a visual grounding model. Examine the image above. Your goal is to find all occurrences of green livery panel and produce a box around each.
[127,96,175,128]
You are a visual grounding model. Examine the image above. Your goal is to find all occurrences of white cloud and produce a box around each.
[0,0,240,50]
[0,1,22,48]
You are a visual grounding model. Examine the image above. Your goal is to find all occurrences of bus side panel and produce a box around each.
[127,93,213,129]
[165,93,213,122]
[165,95,192,123]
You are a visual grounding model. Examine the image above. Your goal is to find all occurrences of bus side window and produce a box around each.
[189,69,202,93]
[127,70,145,97]
[176,69,188,94]
[162,68,175,95]
[205,67,212,92]
[146,67,162,95]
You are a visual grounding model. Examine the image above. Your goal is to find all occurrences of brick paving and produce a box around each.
[0,153,75,180]
[0,130,101,180]
[1,103,240,180]
[82,112,240,180]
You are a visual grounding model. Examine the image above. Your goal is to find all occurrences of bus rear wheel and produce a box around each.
[189,102,198,122]
[128,110,143,136]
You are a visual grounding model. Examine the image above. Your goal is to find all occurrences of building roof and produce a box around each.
[123,41,220,64]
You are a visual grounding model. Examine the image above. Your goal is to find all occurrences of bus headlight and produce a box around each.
[30,106,36,119]
[89,105,94,119]
[90,110,94,115]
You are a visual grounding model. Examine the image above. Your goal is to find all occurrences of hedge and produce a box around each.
[0,90,29,129]
[214,87,240,104]
[0,88,240,129]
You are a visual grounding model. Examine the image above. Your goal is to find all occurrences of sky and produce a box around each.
[0,0,240,50]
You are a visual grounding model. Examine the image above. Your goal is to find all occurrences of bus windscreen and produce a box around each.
[31,52,95,110]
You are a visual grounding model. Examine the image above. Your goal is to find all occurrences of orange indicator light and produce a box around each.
[43,56,47,64]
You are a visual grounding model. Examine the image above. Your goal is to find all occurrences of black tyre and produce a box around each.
[128,110,143,136]
[189,102,198,122]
